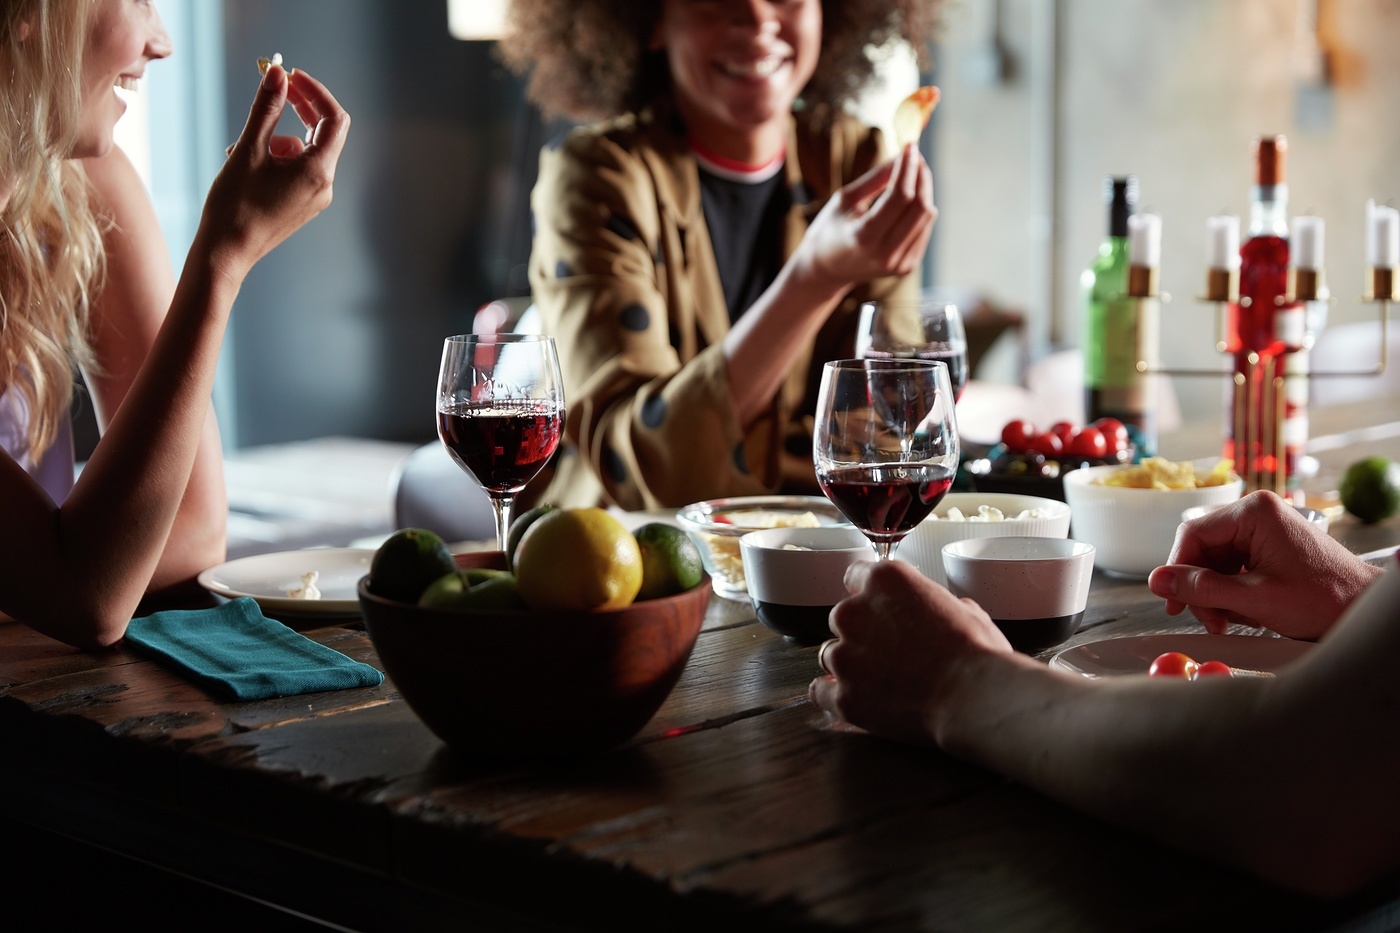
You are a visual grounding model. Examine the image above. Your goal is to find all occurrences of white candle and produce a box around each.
[1371,204,1400,268]
[1129,213,1162,267]
[1291,216,1324,270]
[1207,215,1240,270]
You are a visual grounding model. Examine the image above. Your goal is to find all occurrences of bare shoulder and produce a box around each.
[79,146,160,231]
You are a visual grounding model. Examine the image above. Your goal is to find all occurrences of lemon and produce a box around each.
[370,528,458,603]
[506,504,557,570]
[1339,456,1400,525]
[418,570,525,611]
[514,508,643,611]
[633,523,704,600]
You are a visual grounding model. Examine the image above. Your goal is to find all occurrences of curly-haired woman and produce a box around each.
[500,0,943,509]
[1,0,349,648]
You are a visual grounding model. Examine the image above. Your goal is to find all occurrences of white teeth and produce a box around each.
[116,76,138,92]
[720,55,784,79]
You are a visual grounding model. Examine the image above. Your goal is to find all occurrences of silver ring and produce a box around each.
[818,638,836,675]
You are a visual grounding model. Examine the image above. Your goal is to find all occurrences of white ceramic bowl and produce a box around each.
[740,527,874,644]
[942,537,1096,653]
[1062,462,1244,579]
[892,492,1071,587]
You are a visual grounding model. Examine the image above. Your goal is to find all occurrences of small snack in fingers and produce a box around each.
[257,52,286,76]
[893,86,941,148]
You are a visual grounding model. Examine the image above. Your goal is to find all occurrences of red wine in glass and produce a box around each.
[818,464,954,539]
[438,333,565,553]
[438,401,562,493]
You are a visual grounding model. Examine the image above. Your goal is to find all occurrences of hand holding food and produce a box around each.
[894,86,941,148]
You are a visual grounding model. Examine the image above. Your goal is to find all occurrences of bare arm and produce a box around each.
[723,142,935,426]
[0,67,349,648]
[80,146,228,593]
[812,555,1400,897]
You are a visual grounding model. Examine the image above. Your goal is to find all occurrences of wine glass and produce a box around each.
[437,334,565,552]
[813,359,960,560]
[856,298,969,399]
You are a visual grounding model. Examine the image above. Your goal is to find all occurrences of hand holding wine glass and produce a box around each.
[856,298,969,399]
[437,334,565,552]
[814,359,960,560]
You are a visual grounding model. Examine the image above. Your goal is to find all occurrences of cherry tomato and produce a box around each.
[1148,651,1199,679]
[1000,419,1036,454]
[1068,426,1108,460]
[1030,432,1064,458]
[1093,417,1131,453]
[1194,660,1234,679]
[1049,421,1076,446]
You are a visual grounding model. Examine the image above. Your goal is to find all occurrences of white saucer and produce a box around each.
[197,548,374,616]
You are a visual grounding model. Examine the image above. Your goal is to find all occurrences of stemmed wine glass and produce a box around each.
[813,359,960,560]
[437,334,565,552]
[856,298,969,400]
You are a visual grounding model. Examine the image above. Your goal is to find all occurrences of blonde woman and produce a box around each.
[0,0,349,648]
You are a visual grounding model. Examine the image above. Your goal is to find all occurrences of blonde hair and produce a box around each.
[1,0,104,460]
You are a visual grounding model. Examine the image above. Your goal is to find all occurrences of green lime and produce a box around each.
[417,570,525,611]
[370,528,457,603]
[633,522,704,601]
[507,504,557,570]
[1339,456,1400,525]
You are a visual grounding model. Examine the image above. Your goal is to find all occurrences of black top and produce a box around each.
[699,167,789,323]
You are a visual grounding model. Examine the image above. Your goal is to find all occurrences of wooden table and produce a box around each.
[6,397,1400,930]
[3,514,1399,931]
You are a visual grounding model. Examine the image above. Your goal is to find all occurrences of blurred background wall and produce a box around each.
[113,0,1400,454]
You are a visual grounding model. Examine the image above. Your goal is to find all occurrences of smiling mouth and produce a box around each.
[116,76,140,92]
[718,55,788,80]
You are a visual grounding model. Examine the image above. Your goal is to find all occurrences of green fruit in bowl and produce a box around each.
[507,504,558,570]
[633,522,704,600]
[370,528,457,603]
[418,570,525,611]
[1339,456,1400,524]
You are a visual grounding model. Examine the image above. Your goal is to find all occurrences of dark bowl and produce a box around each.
[358,552,710,759]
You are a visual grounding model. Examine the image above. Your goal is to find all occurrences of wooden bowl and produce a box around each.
[358,552,710,758]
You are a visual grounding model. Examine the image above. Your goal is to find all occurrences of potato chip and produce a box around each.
[893,86,941,148]
[1096,457,1237,490]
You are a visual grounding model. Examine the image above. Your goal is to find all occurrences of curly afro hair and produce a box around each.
[498,0,944,122]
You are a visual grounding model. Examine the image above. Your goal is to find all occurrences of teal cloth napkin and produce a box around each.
[125,597,383,701]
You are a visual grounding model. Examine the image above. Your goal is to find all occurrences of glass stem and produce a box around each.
[489,495,515,554]
[874,540,895,561]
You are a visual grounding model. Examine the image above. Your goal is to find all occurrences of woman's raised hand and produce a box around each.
[199,65,350,281]
[792,142,937,294]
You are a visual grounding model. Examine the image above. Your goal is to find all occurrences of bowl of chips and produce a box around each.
[892,492,1071,587]
[1062,458,1243,579]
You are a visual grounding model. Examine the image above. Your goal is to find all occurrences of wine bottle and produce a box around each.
[1083,176,1152,440]
[1225,135,1306,497]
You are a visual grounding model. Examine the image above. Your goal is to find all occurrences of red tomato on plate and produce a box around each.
[1000,419,1036,454]
[1068,426,1108,460]
[1049,421,1076,446]
[1148,651,1199,679]
[1093,417,1130,453]
[1194,660,1234,678]
[1031,432,1064,458]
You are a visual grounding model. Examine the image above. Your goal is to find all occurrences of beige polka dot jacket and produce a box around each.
[527,105,918,511]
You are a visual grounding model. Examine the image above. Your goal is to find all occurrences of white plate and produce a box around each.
[197,548,374,616]
[1049,633,1313,679]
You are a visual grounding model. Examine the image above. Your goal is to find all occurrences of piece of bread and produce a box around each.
[893,86,941,148]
